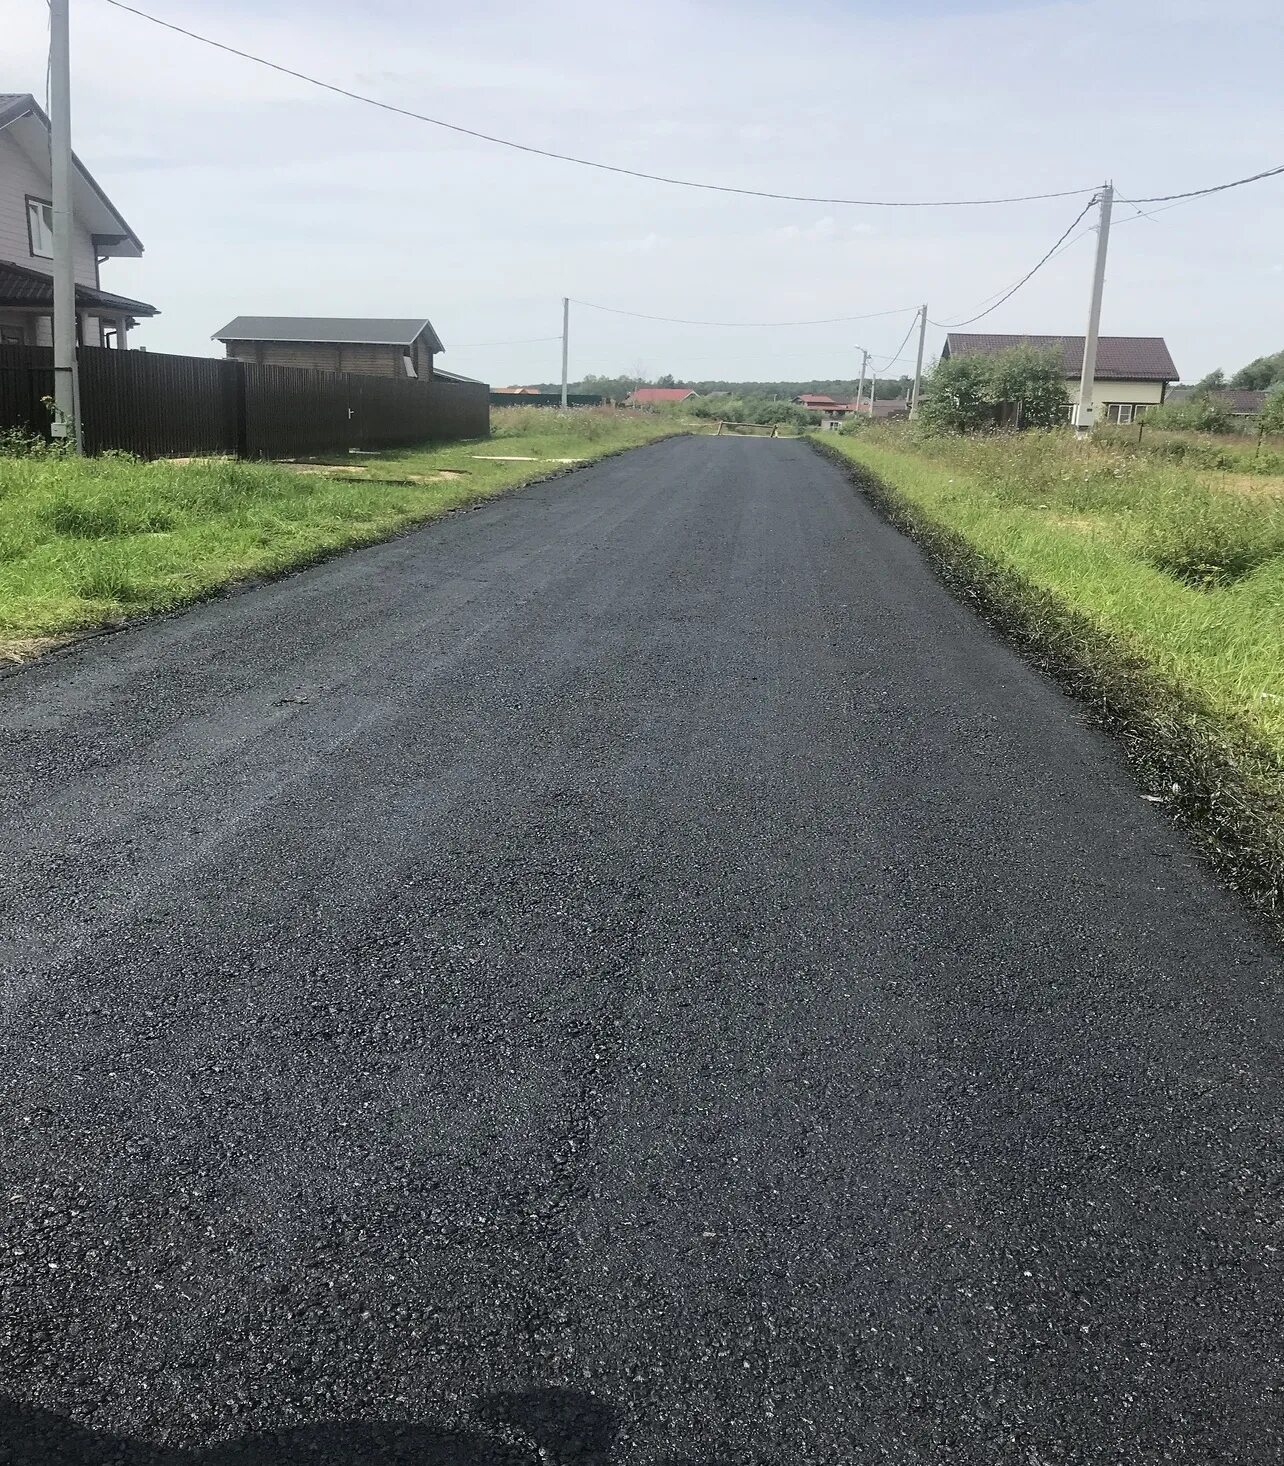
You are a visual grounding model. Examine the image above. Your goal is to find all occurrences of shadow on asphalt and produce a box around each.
[0,1387,733,1465]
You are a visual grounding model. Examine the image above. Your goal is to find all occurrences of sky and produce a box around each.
[7,0,1283,385]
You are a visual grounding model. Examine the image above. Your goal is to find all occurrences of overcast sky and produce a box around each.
[8,0,1282,384]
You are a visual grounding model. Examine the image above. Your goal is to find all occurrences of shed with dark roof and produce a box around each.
[212,315,444,380]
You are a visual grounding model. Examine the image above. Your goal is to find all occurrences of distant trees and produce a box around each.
[1230,350,1284,390]
[918,346,1067,433]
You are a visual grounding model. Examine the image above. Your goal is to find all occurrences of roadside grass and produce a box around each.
[818,426,1284,916]
[1096,423,1284,476]
[0,407,682,658]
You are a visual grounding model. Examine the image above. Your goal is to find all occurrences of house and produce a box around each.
[795,392,841,411]
[851,396,911,420]
[212,317,444,380]
[940,333,1179,425]
[0,92,157,348]
[493,385,544,395]
[1166,386,1269,419]
[625,386,699,406]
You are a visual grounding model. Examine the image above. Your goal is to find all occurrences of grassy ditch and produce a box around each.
[0,407,681,660]
[817,426,1284,918]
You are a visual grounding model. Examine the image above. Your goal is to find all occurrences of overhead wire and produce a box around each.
[570,300,918,328]
[929,196,1099,329]
[100,0,1099,209]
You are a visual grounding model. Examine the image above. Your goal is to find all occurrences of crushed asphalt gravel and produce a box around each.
[0,435,1280,1464]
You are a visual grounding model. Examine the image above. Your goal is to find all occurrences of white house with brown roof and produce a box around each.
[0,93,156,349]
[940,333,1179,426]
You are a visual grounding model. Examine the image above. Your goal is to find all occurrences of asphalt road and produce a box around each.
[1,435,1280,1465]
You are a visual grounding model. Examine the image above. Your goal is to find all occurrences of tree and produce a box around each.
[984,346,1069,428]
[1230,350,1284,390]
[1196,368,1227,390]
[1259,387,1284,436]
[918,346,1067,433]
[918,355,993,432]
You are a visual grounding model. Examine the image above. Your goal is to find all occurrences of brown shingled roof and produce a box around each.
[943,333,1178,382]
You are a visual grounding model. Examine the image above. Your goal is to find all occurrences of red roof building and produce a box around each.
[625,387,699,405]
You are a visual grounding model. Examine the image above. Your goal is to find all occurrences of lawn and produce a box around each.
[820,425,1284,914]
[0,406,681,658]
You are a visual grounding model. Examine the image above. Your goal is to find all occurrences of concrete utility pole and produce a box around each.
[560,297,569,408]
[855,347,869,420]
[1075,182,1113,435]
[909,304,928,420]
[49,0,81,450]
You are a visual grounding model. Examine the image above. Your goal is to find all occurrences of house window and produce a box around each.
[0,325,26,346]
[402,352,417,378]
[1105,403,1135,424]
[27,197,54,259]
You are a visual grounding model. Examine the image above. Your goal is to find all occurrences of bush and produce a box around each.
[918,347,1067,433]
[1145,396,1234,434]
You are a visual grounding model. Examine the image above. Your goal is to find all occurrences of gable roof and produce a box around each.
[942,333,1178,382]
[795,393,838,406]
[1167,386,1269,414]
[212,316,444,352]
[0,93,143,257]
[626,386,698,403]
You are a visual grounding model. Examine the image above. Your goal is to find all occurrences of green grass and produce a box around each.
[0,407,681,654]
[819,426,1284,914]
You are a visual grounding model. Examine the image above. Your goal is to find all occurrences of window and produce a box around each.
[26,197,54,258]
[402,352,417,379]
[0,325,26,346]
[1105,403,1135,424]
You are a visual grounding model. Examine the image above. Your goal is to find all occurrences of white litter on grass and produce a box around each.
[471,455,586,464]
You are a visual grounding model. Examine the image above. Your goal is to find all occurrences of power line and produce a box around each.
[450,335,562,348]
[1128,162,1284,205]
[929,196,1098,330]
[871,315,921,374]
[572,300,919,328]
[100,0,1100,209]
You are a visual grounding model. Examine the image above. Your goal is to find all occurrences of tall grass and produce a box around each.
[0,409,681,651]
[820,425,1284,911]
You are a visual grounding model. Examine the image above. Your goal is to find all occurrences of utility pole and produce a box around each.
[855,347,868,421]
[908,304,927,419]
[1075,182,1113,436]
[560,297,569,408]
[50,0,81,450]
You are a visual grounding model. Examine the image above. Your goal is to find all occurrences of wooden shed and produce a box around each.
[212,316,444,380]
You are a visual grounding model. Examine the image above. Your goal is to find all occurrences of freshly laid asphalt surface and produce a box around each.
[1,435,1280,1465]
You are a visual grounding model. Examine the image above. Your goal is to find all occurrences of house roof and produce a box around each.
[0,93,143,258]
[796,393,838,406]
[212,316,445,352]
[942,333,1178,382]
[1167,386,1269,414]
[626,387,697,403]
[0,258,157,317]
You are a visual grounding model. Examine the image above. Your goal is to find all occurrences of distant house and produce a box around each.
[1166,386,1269,419]
[212,316,444,380]
[795,393,840,411]
[856,396,911,419]
[940,333,1179,425]
[0,92,157,348]
[492,385,544,395]
[625,386,699,406]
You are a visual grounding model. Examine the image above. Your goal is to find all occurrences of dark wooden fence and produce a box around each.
[0,345,489,458]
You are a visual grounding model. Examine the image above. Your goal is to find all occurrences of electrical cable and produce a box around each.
[929,197,1098,329]
[1128,163,1284,205]
[100,0,1101,209]
[571,300,918,328]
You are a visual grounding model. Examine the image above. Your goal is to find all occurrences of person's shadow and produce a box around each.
[0,1387,729,1465]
